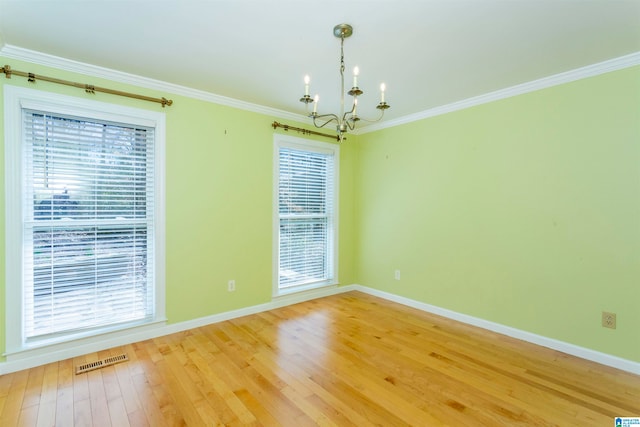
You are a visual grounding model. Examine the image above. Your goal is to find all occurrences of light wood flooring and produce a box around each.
[0,291,638,426]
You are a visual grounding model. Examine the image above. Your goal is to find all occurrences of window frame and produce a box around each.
[272,134,339,297]
[4,85,166,355]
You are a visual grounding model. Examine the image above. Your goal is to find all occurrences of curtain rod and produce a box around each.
[2,64,173,108]
[272,121,342,142]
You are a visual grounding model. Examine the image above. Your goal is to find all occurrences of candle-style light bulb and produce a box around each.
[304,75,310,96]
[313,94,319,113]
[353,98,358,115]
[380,83,386,103]
[353,66,359,88]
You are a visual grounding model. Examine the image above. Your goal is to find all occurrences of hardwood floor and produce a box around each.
[0,291,638,426]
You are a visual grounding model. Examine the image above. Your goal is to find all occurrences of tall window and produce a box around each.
[274,135,339,295]
[5,86,165,353]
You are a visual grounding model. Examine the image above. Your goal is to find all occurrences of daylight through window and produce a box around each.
[274,136,338,294]
[23,111,157,340]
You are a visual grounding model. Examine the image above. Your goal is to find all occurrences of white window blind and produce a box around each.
[277,145,336,290]
[23,110,155,340]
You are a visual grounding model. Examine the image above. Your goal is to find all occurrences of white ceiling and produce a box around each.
[1,1,639,128]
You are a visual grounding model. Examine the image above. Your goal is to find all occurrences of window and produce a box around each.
[5,86,165,353]
[273,135,339,295]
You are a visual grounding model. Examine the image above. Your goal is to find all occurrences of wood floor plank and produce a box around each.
[54,357,74,427]
[186,335,257,425]
[87,369,111,427]
[72,397,92,427]
[72,357,90,404]
[132,341,180,427]
[22,365,45,410]
[130,369,171,427]
[326,295,604,424]
[1,291,638,426]
[257,349,380,426]
[154,334,217,426]
[0,372,12,421]
[277,300,481,425]
[113,354,142,418]
[0,369,29,426]
[35,362,58,424]
[107,396,131,427]
[18,403,39,427]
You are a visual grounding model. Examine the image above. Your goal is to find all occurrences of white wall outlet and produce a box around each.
[394,270,401,280]
[228,280,236,292]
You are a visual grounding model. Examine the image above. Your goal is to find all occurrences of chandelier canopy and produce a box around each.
[300,24,390,142]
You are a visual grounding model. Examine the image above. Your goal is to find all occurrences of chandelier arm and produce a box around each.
[342,99,360,129]
[352,108,387,123]
[346,119,357,131]
[311,113,340,129]
[342,110,356,131]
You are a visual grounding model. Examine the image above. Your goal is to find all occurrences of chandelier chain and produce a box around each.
[340,35,346,119]
[340,35,346,76]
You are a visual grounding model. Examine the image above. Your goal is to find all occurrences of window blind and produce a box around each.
[278,147,334,289]
[23,111,155,340]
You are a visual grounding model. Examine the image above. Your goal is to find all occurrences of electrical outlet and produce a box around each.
[228,280,236,292]
[394,270,401,280]
[602,311,616,329]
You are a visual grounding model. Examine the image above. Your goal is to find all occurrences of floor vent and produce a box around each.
[76,353,129,375]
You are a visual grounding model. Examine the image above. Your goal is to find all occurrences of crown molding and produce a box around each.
[357,51,640,135]
[2,45,638,135]
[0,44,306,123]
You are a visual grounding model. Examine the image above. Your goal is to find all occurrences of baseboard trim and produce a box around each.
[349,285,640,375]
[1,283,638,375]
[0,284,352,375]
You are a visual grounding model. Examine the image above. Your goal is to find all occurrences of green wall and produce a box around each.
[0,57,358,361]
[355,66,640,362]
[0,56,638,366]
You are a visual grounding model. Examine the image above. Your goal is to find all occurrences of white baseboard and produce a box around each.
[0,284,351,375]
[349,285,640,375]
[2,283,638,375]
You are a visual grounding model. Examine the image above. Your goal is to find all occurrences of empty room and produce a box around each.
[0,1,639,426]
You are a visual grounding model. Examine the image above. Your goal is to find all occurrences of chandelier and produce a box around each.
[299,24,390,142]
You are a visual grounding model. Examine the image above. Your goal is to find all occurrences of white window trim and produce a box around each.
[4,85,166,357]
[272,134,339,297]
